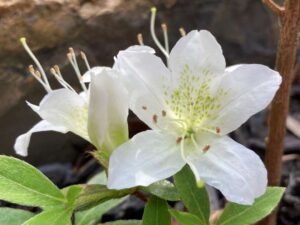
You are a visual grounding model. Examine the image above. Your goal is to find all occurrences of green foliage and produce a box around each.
[142,195,170,225]
[74,185,133,211]
[140,180,180,201]
[174,165,210,224]
[0,156,65,208]
[75,198,126,225]
[102,220,142,225]
[22,208,72,225]
[0,208,34,225]
[169,209,205,225]
[217,187,285,225]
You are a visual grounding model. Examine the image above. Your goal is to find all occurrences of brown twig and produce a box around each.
[262,0,285,16]
[258,0,300,225]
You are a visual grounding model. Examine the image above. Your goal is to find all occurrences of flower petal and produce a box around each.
[88,68,129,152]
[208,64,281,135]
[116,47,173,129]
[107,130,185,189]
[39,89,90,141]
[82,66,111,83]
[185,134,267,205]
[169,30,225,85]
[14,120,67,156]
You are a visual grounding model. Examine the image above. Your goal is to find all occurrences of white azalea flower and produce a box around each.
[107,30,282,205]
[14,39,128,157]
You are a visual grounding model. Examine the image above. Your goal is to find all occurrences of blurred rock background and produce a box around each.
[1,0,300,224]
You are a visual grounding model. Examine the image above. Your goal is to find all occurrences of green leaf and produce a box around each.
[74,185,133,211]
[102,220,142,225]
[169,209,205,225]
[75,198,126,225]
[174,165,210,224]
[140,180,180,201]
[63,185,84,209]
[22,208,72,225]
[217,187,285,225]
[142,195,170,225]
[0,207,34,225]
[0,156,65,208]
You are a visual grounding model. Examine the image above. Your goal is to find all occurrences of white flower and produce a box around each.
[107,30,282,205]
[14,39,128,157]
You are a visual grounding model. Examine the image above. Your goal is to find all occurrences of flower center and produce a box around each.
[164,64,228,133]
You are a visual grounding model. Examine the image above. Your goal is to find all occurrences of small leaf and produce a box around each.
[142,195,170,225]
[140,180,180,201]
[217,187,285,225]
[75,198,126,225]
[0,156,65,208]
[0,207,34,225]
[174,165,210,224]
[74,185,133,211]
[22,208,72,225]
[102,220,142,225]
[169,209,205,225]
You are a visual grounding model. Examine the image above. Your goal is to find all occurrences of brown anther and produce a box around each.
[67,53,73,61]
[53,65,60,73]
[35,70,42,78]
[161,23,168,32]
[179,27,186,36]
[216,127,221,134]
[142,106,147,110]
[152,114,158,124]
[28,65,35,74]
[203,145,210,153]
[176,137,182,144]
[50,67,56,75]
[80,51,87,60]
[68,47,75,55]
[137,33,144,45]
[162,110,166,117]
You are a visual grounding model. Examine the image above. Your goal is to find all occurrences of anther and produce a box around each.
[142,106,147,110]
[179,27,186,36]
[80,51,91,70]
[162,110,166,117]
[28,65,35,75]
[176,137,182,144]
[216,127,221,134]
[68,47,75,56]
[152,114,158,124]
[137,33,144,45]
[161,23,167,32]
[67,53,73,62]
[203,145,210,153]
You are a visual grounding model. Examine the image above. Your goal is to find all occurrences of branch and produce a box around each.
[262,0,285,16]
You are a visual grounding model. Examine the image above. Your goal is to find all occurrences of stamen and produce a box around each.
[150,7,169,60]
[137,33,144,45]
[80,51,91,70]
[162,110,167,117]
[179,27,186,36]
[216,127,221,134]
[161,23,169,54]
[20,37,52,92]
[152,114,158,124]
[67,48,88,93]
[50,66,76,92]
[27,65,49,89]
[142,106,147,110]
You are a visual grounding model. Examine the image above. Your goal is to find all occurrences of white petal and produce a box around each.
[88,68,129,151]
[169,30,225,85]
[14,120,67,156]
[26,101,40,113]
[185,134,267,205]
[107,130,185,189]
[116,47,173,129]
[208,64,281,135]
[82,66,111,83]
[39,89,90,141]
